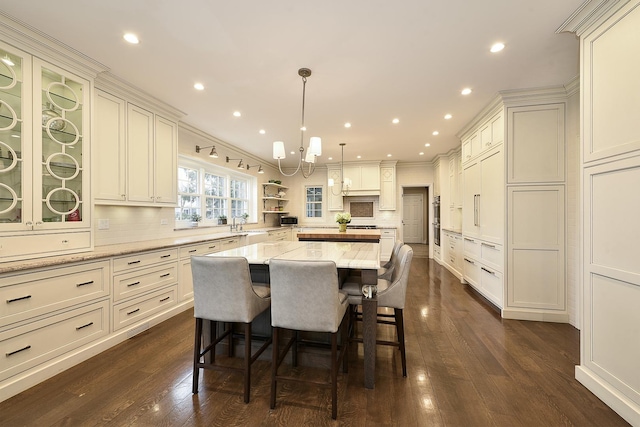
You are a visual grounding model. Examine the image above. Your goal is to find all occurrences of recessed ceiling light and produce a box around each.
[432,131,439,136]
[194,83,204,91]
[357,155,362,159]
[344,122,351,128]
[444,114,452,120]
[233,111,241,117]
[328,157,333,160]
[425,143,431,147]
[419,152,424,155]
[259,129,266,134]
[290,151,295,155]
[490,42,505,53]
[461,88,472,95]
[387,154,392,157]
[300,126,307,131]
[392,118,400,124]
[123,33,139,44]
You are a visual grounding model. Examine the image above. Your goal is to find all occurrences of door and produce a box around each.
[402,194,423,243]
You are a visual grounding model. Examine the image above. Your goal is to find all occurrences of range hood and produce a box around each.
[343,189,380,197]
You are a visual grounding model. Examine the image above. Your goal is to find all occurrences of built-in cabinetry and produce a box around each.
[261,182,289,220]
[442,230,462,280]
[267,228,292,242]
[0,41,97,262]
[0,260,110,397]
[94,75,181,206]
[561,2,640,423]
[327,161,396,211]
[379,161,396,210]
[459,89,568,318]
[380,228,396,261]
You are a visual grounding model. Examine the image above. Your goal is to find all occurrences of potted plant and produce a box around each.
[241,213,249,223]
[335,212,351,232]
[217,215,227,225]
[190,213,202,227]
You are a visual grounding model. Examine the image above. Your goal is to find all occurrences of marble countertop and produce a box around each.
[0,230,273,275]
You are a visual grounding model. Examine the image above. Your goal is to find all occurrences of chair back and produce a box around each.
[269,259,347,333]
[379,240,404,280]
[378,245,413,309]
[191,256,270,323]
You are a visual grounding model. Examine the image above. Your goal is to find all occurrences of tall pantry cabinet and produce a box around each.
[0,30,104,262]
[459,88,569,321]
[561,1,640,424]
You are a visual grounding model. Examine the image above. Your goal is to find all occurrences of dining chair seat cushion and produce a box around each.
[252,283,271,299]
[342,278,391,305]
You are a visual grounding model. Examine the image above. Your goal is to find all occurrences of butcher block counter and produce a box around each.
[297,229,381,242]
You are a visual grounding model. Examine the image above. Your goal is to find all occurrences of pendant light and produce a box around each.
[329,143,351,196]
[272,68,322,178]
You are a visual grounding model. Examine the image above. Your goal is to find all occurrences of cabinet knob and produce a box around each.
[121,194,126,199]
[25,221,33,227]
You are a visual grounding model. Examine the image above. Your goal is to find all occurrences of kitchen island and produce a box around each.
[297,229,381,243]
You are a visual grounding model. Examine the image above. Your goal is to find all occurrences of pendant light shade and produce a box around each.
[273,141,286,160]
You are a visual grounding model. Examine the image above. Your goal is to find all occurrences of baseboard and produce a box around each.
[575,366,640,426]
[502,307,570,323]
[0,299,194,403]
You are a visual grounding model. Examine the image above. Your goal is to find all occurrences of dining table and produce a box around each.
[206,240,381,389]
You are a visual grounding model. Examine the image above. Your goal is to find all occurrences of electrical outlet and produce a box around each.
[98,219,109,230]
[160,219,168,225]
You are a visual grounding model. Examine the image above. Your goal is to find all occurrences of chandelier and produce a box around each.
[272,68,322,178]
[329,143,351,196]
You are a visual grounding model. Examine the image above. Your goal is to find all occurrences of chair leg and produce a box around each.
[227,322,234,357]
[331,331,338,420]
[395,308,407,377]
[270,327,279,410]
[192,318,203,394]
[210,321,217,363]
[292,331,299,367]
[244,322,252,403]
[342,313,349,373]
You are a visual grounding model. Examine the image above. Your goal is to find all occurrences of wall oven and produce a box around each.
[432,196,441,246]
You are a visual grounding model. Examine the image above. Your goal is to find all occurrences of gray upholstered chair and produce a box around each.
[378,240,404,280]
[268,259,349,420]
[190,256,272,403]
[343,244,413,377]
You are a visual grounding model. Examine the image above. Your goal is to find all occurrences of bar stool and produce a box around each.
[343,244,413,377]
[268,259,349,420]
[190,256,272,403]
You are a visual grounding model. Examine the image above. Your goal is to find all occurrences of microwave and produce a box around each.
[280,216,298,226]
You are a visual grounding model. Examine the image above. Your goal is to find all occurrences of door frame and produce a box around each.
[401,184,433,257]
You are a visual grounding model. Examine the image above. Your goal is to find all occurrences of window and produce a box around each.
[305,186,323,218]
[176,157,254,225]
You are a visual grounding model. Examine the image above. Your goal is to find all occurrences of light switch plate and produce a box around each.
[98,219,109,230]
[160,219,168,225]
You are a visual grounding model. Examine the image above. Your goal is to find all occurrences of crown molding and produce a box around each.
[556,0,630,36]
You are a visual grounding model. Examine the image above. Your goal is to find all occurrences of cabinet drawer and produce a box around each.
[219,238,241,250]
[433,245,441,259]
[0,260,110,327]
[0,300,109,382]
[0,231,91,261]
[463,236,480,258]
[480,242,504,272]
[113,286,177,331]
[113,263,177,302]
[480,265,503,307]
[113,248,178,273]
[463,256,480,286]
[179,241,222,259]
[380,229,396,237]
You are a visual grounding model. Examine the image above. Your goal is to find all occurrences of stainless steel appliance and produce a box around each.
[280,216,298,226]
[432,196,441,246]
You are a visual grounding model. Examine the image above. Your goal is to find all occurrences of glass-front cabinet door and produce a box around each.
[0,43,32,232]
[0,43,90,233]
[34,59,89,229]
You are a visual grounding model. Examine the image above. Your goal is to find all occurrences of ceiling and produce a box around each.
[0,1,584,167]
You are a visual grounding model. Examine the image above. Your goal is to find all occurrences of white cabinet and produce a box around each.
[0,260,110,384]
[562,1,640,420]
[433,160,441,196]
[326,166,344,211]
[94,78,180,206]
[0,42,93,262]
[379,161,396,210]
[442,230,462,279]
[380,228,396,261]
[268,228,292,241]
[462,145,504,244]
[342,163,380,194]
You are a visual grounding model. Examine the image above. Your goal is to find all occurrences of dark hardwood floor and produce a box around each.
[0,258,629,426]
